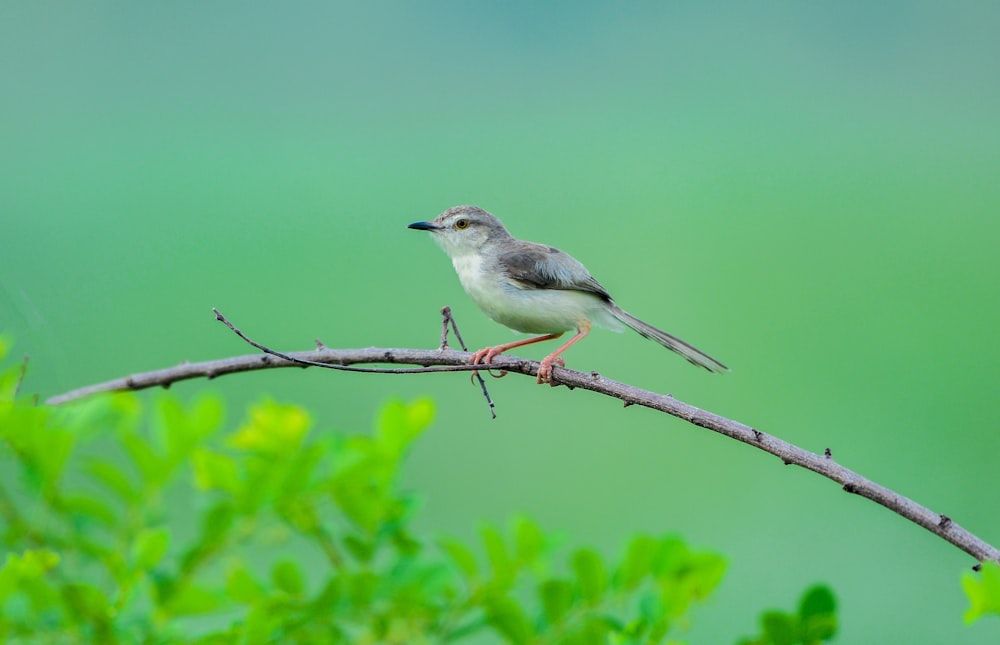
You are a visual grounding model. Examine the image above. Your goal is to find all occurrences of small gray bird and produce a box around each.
[408,205,728,383]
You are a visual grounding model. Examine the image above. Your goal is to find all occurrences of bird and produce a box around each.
[408,205,728,383]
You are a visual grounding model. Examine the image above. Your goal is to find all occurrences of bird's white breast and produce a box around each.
[451,253,497,305]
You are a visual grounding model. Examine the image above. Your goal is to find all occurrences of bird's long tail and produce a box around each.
[610,306,729,373]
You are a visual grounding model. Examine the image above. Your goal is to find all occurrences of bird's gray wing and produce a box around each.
[496,241,613,302]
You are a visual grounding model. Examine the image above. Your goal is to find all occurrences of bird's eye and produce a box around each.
[455,218,470,230]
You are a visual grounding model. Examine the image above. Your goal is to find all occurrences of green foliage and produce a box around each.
[738,585,837,645]
[0,348,732,644]
[962,560,1000,623]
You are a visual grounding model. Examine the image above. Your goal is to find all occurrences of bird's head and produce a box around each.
[408,205,511,257]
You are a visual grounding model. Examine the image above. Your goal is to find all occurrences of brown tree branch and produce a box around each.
[43,313,1000,567]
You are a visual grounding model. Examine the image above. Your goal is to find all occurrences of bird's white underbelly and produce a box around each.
[451,253,617,334]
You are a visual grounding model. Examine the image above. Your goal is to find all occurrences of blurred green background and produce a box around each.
[3,1,999,642]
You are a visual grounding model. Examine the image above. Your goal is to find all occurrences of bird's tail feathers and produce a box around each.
[610,306,729,373]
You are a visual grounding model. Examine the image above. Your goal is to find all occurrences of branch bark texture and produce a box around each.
[46,346,1000,566]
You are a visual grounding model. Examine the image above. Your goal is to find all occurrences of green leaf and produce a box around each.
[192,448,241,493]
[157,395,223,455]
[618,535,658,590]
[58,494,118,527]
[761,611,798,645]
[346,571,379,608]
[375,398,435,459]
[244,604,278,643]
[132,527,171,571]
[10,423,76,491]
[228,399,310,455]
[64,582,112,620]
[798,584,837,640]
[84,458,139,503]
[688,551,727,598]
[0,550,60,602]
[538,578,574,624]
[166,584,223,616]
[798,584,836,618]
[271,560,305,597]
[482,524,513,584]
[638,587,667,628]
[650,535,690,578]
[226,565,265,604]
[572,548,607,603]
[963,560,1000,623]
[513,515,544,566]
[119,427,165,487]
[439,537,479,581]
[343,534,375,562]
[569,615,615,644]
[483,595,533,644]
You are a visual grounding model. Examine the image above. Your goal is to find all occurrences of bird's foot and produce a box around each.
[536,356,566,384]
[470,346,505,365]
[470,346,509,379]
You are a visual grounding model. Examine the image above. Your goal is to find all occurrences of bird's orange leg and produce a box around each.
[470,333,563,377]
[537,324,591,384]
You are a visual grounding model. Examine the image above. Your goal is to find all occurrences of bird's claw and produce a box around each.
[536,356,566,384]
[470,346,504,366]
[469,346,509,382]
[469,368,507,384]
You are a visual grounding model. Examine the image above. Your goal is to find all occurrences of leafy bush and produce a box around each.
[0,344,732,643]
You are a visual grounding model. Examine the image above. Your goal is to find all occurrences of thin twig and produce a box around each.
[14,354,29,398]
[211,308,485,375]
[441,307,496,419]
[43,322,1000,567]
[439,308,452,351]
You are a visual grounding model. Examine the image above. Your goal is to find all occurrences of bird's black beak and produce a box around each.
[407,221,439,231]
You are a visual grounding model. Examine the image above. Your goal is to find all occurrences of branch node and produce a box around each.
[315,338,328,350]
[843,482,858,494]
[824,448,832,459]
[973,562,982,572]
[782,458,792,465]
[623,400,635,408]
[751,428,763,441]
[939,515,952,529]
